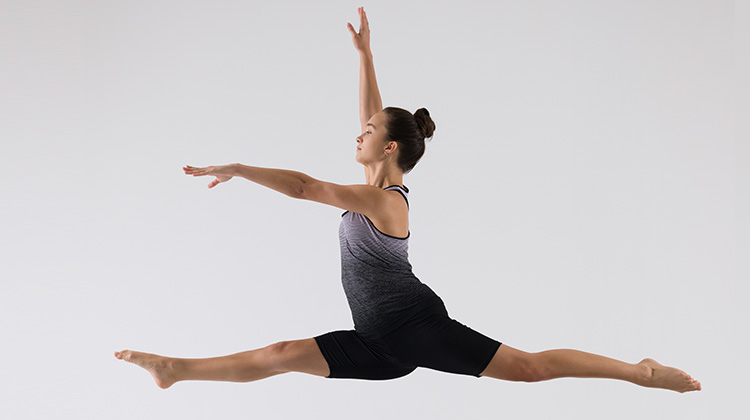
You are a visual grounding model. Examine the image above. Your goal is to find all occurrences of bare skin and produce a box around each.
[477,344,701,393]
[114,338,329,390]
[638,358,702,393]
[115,351,179,389]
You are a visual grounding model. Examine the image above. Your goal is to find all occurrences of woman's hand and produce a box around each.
[183,164,235,189]
[346,6,371,54]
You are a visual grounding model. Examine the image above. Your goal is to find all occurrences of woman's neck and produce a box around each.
[364,163,403,189]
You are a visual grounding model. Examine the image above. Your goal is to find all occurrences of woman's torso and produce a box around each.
[338,184,441,337]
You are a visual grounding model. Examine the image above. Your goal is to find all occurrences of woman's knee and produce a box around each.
[263,341,291,373]
[524,353,553,382]
[499,353,549,382]
[264,339,330,377]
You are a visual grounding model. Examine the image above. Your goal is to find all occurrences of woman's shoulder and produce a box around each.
[383,185,409,209]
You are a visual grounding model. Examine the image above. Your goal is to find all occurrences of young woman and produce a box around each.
[115,7,701,393]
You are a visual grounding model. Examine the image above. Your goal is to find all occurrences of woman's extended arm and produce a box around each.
[183,163,312,199]
[347,7,382,131]
[183,163,391,216]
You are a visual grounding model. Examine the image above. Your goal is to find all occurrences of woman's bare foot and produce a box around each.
[115,350,179,389]
[637,358,701,393]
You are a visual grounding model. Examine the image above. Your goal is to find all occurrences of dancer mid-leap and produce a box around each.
[115,7,701,394]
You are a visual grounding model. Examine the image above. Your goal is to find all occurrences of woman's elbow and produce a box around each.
[297,176,317,200]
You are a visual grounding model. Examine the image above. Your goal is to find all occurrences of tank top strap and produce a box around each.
[384,185,409,209]
[384,184,409,193]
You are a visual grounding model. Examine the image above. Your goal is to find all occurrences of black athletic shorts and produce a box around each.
[314,296,502,380]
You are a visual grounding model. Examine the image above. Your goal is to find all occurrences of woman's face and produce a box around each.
[355,111,394,165]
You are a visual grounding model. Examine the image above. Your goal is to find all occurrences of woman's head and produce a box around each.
[355,107,436,174]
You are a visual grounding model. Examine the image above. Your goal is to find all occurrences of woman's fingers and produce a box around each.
[349,7,368,35]
[183,165,212,176]
[348,8,363,36]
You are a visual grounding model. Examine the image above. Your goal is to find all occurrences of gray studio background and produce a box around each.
[1,0,746,418]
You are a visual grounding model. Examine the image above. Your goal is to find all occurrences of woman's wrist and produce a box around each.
[229,163,243,176]
[359,49,373,59]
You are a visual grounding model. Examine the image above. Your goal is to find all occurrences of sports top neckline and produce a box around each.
[383,184,409,192]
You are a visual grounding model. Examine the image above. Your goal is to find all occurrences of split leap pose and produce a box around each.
[115,7,701,393]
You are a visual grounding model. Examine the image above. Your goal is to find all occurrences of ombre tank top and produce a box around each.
[339,184,443,337]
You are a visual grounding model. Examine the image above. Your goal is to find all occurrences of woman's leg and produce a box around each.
[114,338,330,389]
[478,344,701,393]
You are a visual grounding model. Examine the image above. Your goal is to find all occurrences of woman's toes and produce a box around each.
[116,350,134,362]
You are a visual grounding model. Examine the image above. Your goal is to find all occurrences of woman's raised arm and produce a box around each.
[347,7,383,132]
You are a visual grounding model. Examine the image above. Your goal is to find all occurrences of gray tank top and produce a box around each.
[339,184,442,336]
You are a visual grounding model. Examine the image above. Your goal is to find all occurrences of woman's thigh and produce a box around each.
[313,330,417,380]
[476,343,540,381]
[380,314,502,378]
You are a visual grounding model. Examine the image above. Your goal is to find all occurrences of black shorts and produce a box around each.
[314,296,502,380]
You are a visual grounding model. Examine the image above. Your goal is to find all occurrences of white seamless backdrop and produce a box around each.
[1,0,745,419]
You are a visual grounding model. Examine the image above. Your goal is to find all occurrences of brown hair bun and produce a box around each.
[414,108,436,139]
